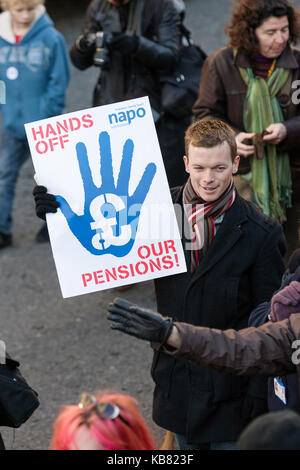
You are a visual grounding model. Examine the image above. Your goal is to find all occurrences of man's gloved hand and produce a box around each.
[32,185,59,221]
[75,33,97,53]
[109,33,139,55]
[270,281,300,322]
[108,297,173,344]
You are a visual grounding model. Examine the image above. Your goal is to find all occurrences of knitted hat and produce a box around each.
[237,410,300,450]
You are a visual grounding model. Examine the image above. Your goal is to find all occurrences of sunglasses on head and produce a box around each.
[78,393,121,419]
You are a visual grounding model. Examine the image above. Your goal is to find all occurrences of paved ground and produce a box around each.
[0,0,300,450]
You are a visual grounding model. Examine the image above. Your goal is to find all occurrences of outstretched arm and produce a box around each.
[108,298,297,378]
[169,320,296,377]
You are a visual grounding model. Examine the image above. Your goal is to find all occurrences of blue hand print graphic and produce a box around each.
[55,131,157,256]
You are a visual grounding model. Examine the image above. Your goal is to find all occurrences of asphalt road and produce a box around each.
[1,0,300,450]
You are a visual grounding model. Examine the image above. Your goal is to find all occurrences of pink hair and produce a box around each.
[49,390,156,450]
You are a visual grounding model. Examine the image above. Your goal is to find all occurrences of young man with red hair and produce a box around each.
[107,118,286,450]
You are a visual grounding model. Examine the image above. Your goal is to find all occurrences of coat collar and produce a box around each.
[234,44,299,70]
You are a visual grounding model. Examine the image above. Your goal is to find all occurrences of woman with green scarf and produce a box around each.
[193,0,300,257]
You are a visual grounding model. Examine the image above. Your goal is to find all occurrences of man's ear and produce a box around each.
[232,155,240,174]
[183,155,190,173]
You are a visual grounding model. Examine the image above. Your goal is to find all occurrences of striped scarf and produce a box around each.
[183,178,236,272]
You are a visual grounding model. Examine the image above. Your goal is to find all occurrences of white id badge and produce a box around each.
[274,377,287,405]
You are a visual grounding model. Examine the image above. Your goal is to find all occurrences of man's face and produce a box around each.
[9,3,36,29]
[183,142,240,202]
[255,15,289,58]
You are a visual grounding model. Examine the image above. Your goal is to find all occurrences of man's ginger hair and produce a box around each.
[185,119,237,162]
[1,0,44,10]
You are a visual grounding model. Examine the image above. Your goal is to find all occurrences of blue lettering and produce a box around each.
[109,106,146,125]
[137,107,146,118]
[108,113,118,125]
[126,110,136,125]
[118,111,127,122]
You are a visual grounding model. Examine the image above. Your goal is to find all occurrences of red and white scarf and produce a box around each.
[183,178,236,272]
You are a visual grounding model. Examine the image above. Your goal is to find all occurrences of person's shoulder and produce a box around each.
[38,18,67,46]
[170,185,184,203]
[206,46,233,62]
[238,196,281,233]
[290,46,300,64]
[203,46,234,71]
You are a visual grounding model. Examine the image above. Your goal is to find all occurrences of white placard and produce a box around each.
[25,97,187,298]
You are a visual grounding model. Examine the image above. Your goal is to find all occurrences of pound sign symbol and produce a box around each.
[89,193,131,250]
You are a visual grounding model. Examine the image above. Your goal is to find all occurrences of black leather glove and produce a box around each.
[32,185,59,221]
[109,33,139,55]
[108,298,173,344]
[75,33,96,53]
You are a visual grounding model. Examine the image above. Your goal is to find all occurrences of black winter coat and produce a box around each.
[70,0,180,112]
[152,186,286,444]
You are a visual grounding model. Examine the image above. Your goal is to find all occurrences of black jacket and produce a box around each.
[70,0,180,112]
[152,186,286,444]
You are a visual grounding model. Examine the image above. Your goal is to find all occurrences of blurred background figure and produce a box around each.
[193,0,300,257]
[236,409,300,450]
[69,0,189,188]
[0,0,69,248]
[249,248,300,413]
[49,390,156,450]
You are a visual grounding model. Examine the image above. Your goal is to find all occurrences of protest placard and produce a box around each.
[25,97,187,298]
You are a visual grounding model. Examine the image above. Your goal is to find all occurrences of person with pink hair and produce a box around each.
[49,390,156,450]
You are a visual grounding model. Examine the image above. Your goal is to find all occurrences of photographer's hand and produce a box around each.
[109,33,139,55]
[75,33,96,53]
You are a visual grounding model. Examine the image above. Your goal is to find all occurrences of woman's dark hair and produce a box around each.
[225,0,300,56]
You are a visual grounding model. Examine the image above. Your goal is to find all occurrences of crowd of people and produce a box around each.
[1,0,300,452]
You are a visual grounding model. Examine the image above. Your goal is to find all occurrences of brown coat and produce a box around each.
[160,315,300,390]
[193,45,300,202]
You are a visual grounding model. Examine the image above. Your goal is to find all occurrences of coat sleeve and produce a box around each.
[193,54,226,121]
[69,0,101,70]
[166,319,297,377]
[280,116,300,153]
[40,32,70,118]
[192,52,241,134]
[134,1,180,72]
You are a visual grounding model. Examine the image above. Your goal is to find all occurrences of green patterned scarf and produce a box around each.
[238,62,292,222]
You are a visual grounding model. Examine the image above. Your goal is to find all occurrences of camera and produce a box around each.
[93,32,112,70]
